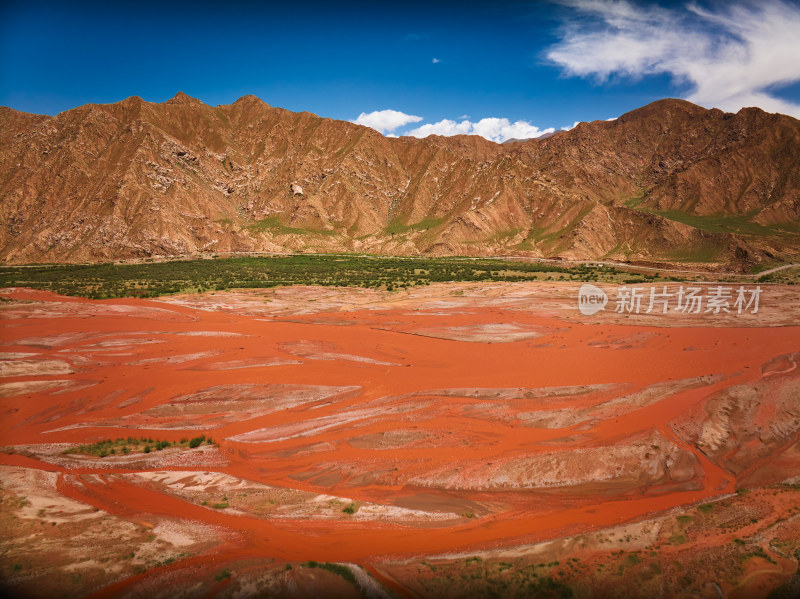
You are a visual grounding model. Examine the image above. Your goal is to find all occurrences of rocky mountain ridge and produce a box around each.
[1,93,798,268]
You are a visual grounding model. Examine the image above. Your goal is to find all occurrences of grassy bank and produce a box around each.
[0,254,660,299]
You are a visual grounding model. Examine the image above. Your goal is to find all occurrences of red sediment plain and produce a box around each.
[1,284,799,597]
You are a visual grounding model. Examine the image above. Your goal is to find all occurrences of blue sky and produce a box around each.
[2,0,799,142]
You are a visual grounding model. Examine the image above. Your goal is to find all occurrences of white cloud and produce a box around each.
[432,57,441,64]
[561,121,581,131]
[406,119,473,138]
[352,109,423,134]
[353,110,557,143]
[546,0,800,117]
[406,118,555,143]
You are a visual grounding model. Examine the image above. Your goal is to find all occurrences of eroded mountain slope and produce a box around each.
[1,94,798,265]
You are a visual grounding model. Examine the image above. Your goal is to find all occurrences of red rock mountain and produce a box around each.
[1,93,798,267]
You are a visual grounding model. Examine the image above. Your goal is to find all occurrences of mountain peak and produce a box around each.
[617,98,710,122]
[166,91,202,106]
[232,94,269,107]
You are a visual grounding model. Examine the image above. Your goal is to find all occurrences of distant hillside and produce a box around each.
[1,93,798,269]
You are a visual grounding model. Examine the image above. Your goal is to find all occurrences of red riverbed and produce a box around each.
[1,286,798,595]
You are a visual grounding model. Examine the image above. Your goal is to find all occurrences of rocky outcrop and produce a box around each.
[670,351,800,482]
[1,94,798,265]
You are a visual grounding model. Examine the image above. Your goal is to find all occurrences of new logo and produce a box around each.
[578,284,608,315]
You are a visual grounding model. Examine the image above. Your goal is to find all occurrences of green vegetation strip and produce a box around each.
[63,435,214,457]
[0,254,658,299]
[301,561,359,588]
[646,209,794,237]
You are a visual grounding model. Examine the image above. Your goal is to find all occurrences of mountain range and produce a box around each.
[1,92,798,269]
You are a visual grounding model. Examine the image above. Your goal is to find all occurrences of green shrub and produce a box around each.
[669,534,689,545]
[302,562,357,586]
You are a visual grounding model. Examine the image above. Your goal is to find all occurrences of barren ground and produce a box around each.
[1,282,798,598]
